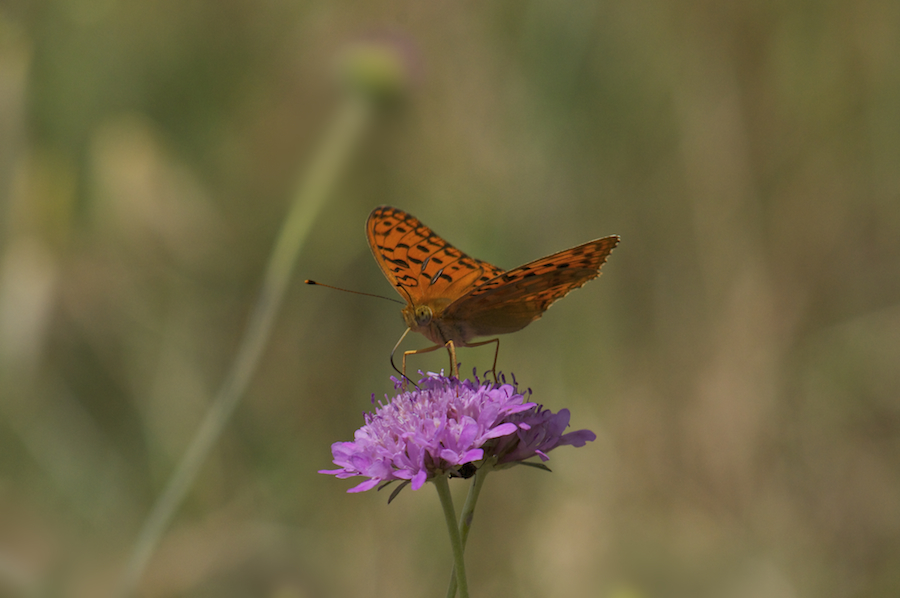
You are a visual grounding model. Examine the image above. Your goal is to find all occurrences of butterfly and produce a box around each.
[366,206,619,380]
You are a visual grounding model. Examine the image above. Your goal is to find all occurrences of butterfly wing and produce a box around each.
[366,206,505,307]
[442,236,620,338]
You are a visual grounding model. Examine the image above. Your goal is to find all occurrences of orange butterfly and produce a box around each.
[366,206,619,380]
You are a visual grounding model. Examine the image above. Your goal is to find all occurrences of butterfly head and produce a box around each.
[402,304,434,330]
[400,298,461,346]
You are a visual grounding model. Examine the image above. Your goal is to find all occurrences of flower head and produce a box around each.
[320,373,597,493]
[336,36,418,104]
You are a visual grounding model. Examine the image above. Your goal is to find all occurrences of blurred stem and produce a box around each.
[115,94,374,597]
[435,475,470,598]
[445,464,491,598]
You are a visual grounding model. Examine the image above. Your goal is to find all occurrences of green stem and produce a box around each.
[115,94,373,598]
[434,475,469,598]
[445,464,491,598]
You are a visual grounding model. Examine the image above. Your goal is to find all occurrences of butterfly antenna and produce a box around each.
[390,328,419,388]
[304,280,405,304]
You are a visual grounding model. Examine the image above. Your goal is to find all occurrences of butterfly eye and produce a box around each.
[414,305,433,326]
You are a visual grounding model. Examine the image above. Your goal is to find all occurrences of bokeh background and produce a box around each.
[2,1,899,597]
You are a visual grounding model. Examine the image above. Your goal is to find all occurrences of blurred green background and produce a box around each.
[2,1,899,597]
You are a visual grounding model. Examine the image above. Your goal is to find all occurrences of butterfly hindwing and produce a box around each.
[442,236,620,337]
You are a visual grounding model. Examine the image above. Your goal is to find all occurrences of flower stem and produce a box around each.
[434,475,469,598]
[114,93,374,598]
[445,464,491,598]
[460,463,491,547]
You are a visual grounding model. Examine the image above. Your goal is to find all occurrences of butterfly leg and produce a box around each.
[444,340,458,379]
[390,328,420,388]
[398,342,460,381]
[463,338,500,382]
[401,343,445,383]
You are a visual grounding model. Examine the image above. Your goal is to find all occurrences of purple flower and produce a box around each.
[319,373,597,493]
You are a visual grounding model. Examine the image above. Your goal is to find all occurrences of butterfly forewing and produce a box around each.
[366,206,505,306]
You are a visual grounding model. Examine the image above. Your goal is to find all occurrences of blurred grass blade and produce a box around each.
[115,38,412,591]
[116,94,372,596]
